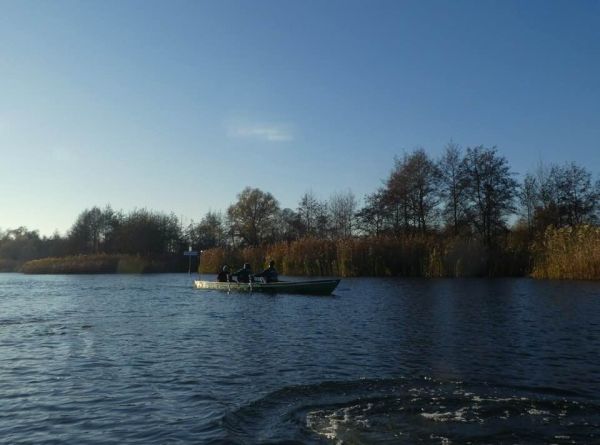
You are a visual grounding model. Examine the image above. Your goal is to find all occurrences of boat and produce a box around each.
[193,279,340,296]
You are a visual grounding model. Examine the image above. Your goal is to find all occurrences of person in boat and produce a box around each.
[232,263,253,283]
[216,264,232,282]
[255,260,279,283]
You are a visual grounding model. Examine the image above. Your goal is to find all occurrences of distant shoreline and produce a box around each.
[18,254,185,275]
[11,230,598,281]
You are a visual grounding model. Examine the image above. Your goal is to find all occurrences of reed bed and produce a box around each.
[21,254,180,274]
[18,227,598,279]
[531,225,600,280]
[199,235,529,278]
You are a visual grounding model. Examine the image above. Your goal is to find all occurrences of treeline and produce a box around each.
[193,144,599,278]
[192,144,599,251]
[0,209,189,272]
[2,143,599,277]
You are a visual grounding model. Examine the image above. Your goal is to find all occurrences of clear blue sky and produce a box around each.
[1,0,599,235]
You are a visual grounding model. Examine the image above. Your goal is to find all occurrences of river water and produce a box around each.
[1,273,599,444]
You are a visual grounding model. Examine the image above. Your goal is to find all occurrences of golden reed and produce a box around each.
[199,235,530,278]
[21,254,174,274]
[531,225,600,280]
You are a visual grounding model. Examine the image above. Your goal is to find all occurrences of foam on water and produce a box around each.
[216,376,600,444]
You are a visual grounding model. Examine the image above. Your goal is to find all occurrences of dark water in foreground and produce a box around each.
[1,274,600,444]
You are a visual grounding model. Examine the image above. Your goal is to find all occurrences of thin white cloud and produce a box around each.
[229,123,293,142]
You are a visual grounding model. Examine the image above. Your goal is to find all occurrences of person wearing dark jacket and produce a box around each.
[216,265,232,282]
[232,263,253,283]
[255,260,279,283]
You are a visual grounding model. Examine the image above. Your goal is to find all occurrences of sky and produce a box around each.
[1,0,599,236]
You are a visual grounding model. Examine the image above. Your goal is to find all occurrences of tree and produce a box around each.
[328,190,357,239]
[462,146,518,247]
[115,209,183,255]
[189,211,226,250]
[356,191,388,236]
[383,148,440,233]
[227,187,280,246]
[384,155,413,233]
[297,190,329,237]
[527,162,599,229]
[519,173,538,232]
[0,227,42,262]
[438,142,468,234]
[531,163,561,230]
[404,148,440,232]
[67,206,120,254]
[276,208,304,242]
[554,162,599,226]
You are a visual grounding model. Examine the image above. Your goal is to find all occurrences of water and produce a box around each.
[1,273,600,444]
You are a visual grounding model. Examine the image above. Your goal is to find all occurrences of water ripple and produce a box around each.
[1,274,600,443]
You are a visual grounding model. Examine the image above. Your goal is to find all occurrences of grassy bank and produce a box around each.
[531,225,600,280]
[21,254,184,274]
[199,235,530,278]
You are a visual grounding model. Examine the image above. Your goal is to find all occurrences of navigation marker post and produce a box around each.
[183,245,199,275]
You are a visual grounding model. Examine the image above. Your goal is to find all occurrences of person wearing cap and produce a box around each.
[232,263,253,283]
[255,260,279,283]
[216,264,232,282]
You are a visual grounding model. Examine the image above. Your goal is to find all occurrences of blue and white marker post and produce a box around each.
[183,245,199,275]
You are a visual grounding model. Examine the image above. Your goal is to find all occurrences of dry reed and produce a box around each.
[199,235,528,278]
[21,254,177,274]
[531,225,600,280]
